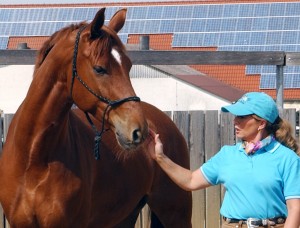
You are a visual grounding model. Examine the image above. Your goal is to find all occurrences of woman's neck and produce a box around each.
[244,129,269,144]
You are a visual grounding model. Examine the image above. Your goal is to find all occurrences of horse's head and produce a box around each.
[74,8,150,150]
[76,8,149,150]
[36,8,148,150]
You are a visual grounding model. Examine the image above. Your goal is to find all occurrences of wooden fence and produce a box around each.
[1,109,298,228]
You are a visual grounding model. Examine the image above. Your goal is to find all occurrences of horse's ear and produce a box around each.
[108,8,127,33]
[90,8,106,40]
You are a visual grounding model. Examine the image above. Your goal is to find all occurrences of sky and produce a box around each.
[0,0,185,4]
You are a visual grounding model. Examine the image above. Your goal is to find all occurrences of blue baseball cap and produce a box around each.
[221,92,279,123]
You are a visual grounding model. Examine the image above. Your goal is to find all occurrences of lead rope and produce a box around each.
[71,26,141,160]
[85,111,107,160]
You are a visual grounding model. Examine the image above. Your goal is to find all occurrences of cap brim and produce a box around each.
[221,103,253,116]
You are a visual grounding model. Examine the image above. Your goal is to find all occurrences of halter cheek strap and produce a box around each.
[71,26,141,160]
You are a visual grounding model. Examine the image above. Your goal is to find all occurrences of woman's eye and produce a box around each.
[236,115,251,119]
[93,66,107,75]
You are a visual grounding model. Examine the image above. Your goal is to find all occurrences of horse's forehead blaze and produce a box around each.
[111,48,122,66]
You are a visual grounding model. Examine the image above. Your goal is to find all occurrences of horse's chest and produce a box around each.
[28,163,87,202]
[12,164,91,227]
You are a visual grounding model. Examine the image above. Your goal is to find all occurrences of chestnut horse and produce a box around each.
[0,8,192,227]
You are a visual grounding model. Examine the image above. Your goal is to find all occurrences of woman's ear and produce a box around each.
[258,120,268,131]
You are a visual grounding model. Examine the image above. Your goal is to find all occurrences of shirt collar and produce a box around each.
[263,139,280,153]
[238,138,280,154]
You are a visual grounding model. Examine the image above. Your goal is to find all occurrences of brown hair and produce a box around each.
[265,117,299,155]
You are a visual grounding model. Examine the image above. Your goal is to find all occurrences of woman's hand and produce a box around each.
[147,129,164,160]
[147,128,211,191]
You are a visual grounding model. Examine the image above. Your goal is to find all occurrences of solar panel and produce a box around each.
[205,19,222,32]
[0,36,8,49]
[254,4,270,17]
[239,4,255,17]
[223,4,240,17]
[177,5,194,19]
[160,20,175,33]
[174,19,191,33]
[269,3,285,16]
[190,19,206,32]
[162,6,178,19]
[144,20,160,33]
[286,2,300,16]
[203,33,220,46]
[172,33,188,47]
[192,5,209,19]
[146,6,163,19]
[1,3,300,88]
[260,75,276,89]
[207,4,224,18]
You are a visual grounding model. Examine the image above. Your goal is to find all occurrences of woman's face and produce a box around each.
[234,115,264,142]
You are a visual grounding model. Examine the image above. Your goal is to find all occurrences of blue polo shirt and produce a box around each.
[200,140,300,219]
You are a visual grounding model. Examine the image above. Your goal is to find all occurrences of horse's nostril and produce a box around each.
[132,129,142,144]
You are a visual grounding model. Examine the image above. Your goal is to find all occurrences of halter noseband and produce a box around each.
[70,26,141,160]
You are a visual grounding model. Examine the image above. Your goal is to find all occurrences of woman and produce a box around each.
[148,92,300,228]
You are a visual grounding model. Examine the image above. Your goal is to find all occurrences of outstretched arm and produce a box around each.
[147,129,211,191]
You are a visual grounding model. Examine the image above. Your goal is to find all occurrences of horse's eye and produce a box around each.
[93,66,107,75]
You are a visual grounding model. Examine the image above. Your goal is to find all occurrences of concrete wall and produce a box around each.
[0,65,33,114]
[132,78,229,111]
[2,65,297,114]
[0,65,232,114]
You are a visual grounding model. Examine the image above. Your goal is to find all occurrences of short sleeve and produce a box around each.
[200,146,227,185]
[283,156,300,199]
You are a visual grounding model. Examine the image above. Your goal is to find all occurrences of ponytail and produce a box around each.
[266,117,299,155]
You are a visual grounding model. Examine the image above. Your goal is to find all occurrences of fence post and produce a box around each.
[276,65,284,115]
[139,36,149,50]
[0,112,3,155]
[1,114,14,228]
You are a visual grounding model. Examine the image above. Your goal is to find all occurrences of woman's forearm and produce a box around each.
[155,153,210,191]
[155,153,193,191]
[285,199,300,228]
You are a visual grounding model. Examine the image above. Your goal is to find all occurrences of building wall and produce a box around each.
[0,65,231,114]
[0,65,33,114]
[132,78,230,111]
[2,64,297,114]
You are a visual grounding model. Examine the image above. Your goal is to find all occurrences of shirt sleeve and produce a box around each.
[283,156,300,200]
[200,146,227,185]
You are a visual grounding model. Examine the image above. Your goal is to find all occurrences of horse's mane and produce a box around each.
[34,22,87,74]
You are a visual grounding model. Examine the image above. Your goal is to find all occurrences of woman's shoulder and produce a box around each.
[216,143,242,157]
[274,141,299,161]
[221,143,242,152]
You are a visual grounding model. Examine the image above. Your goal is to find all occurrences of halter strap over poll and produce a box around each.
[70,26,141,159]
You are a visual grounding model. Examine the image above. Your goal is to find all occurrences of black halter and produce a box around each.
[70,26,141,160]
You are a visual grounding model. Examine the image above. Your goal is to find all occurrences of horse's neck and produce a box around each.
[2,69,73,170]
[15,69,72,146]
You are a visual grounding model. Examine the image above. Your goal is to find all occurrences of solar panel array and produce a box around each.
[0,2,300,89]
[0,37,8,49]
